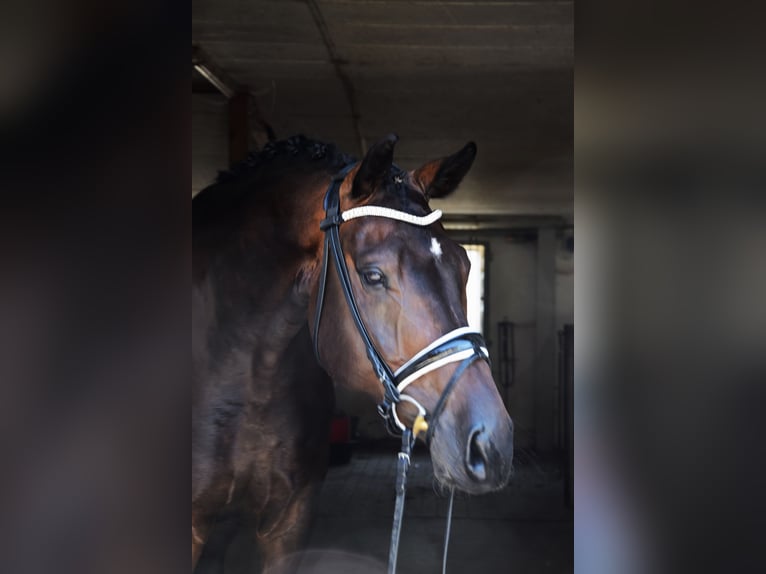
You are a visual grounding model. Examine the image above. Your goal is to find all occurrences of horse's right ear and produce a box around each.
[352,133,398,199]
[412,141,477,200]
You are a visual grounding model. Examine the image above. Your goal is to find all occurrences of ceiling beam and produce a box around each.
[441,214,571,231]
[193,45,276,161]
[192,45,238,99]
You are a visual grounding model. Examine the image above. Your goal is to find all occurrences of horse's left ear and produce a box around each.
[352,133,398,199]
[412,142,477,199]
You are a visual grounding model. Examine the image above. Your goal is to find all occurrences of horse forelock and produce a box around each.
[363,164,431,216]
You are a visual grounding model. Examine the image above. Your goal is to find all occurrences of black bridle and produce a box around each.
[312,164,491,574]
[313,166,400,428]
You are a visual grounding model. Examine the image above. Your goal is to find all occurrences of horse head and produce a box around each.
[311,134,513,494]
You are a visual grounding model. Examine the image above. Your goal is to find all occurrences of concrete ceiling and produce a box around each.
[192,0,573,217]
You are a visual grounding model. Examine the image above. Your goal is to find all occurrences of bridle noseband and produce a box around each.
[312,164,490,440]
[312,164,492,574]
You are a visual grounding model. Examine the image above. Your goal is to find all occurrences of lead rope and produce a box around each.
[388,434,456,574]
[388,429,413,574]
[388,357,480,574]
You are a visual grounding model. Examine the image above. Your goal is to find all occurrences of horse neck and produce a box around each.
[265,167,331,271]
[221,170,330,341]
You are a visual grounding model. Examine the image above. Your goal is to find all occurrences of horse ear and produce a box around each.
[412,142,477,199]
[352,133,398,199]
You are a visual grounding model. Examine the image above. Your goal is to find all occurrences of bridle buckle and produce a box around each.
[319,213,343,231]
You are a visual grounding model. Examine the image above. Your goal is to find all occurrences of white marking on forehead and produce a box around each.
[430,237,443,261]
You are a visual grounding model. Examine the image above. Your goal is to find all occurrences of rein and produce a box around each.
[313,164,491,574]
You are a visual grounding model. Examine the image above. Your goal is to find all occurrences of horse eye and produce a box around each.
[362,269,385,286]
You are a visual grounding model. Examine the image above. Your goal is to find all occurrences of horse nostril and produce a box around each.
[465,426,489,482]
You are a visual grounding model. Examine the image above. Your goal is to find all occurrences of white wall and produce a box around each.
[486,237,538,449]
[455,232,572,450]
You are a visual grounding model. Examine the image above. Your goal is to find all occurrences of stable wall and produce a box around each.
[446,230,573,451]
[192,94,228,196]
[484,235,538,450]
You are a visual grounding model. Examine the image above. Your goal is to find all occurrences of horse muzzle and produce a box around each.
[463,418,514,488]
[429,381,514,494]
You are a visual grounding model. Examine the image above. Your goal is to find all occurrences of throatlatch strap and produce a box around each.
[312,232,331,362]
[313,163,356,363]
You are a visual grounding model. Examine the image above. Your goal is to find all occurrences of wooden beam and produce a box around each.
[442,214,569,231]
[192,45,238,99]
[193,45,276,160]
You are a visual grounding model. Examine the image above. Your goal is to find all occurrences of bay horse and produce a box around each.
[192,134,514,573]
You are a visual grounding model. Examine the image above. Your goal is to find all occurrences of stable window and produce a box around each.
[461,244,486,334]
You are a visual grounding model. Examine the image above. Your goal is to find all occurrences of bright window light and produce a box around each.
[461,244,485,333]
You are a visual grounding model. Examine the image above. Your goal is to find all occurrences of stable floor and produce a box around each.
[304,446,573,574]
[199,445,573,573]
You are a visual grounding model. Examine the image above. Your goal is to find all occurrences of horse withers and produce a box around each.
[192,134,513,572]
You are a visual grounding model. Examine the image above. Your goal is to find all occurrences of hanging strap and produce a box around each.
[388,429,414,574]
[442,488,455,574]
[388,436,457,574]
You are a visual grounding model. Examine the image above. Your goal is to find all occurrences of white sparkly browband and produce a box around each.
[341,205,443,227]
